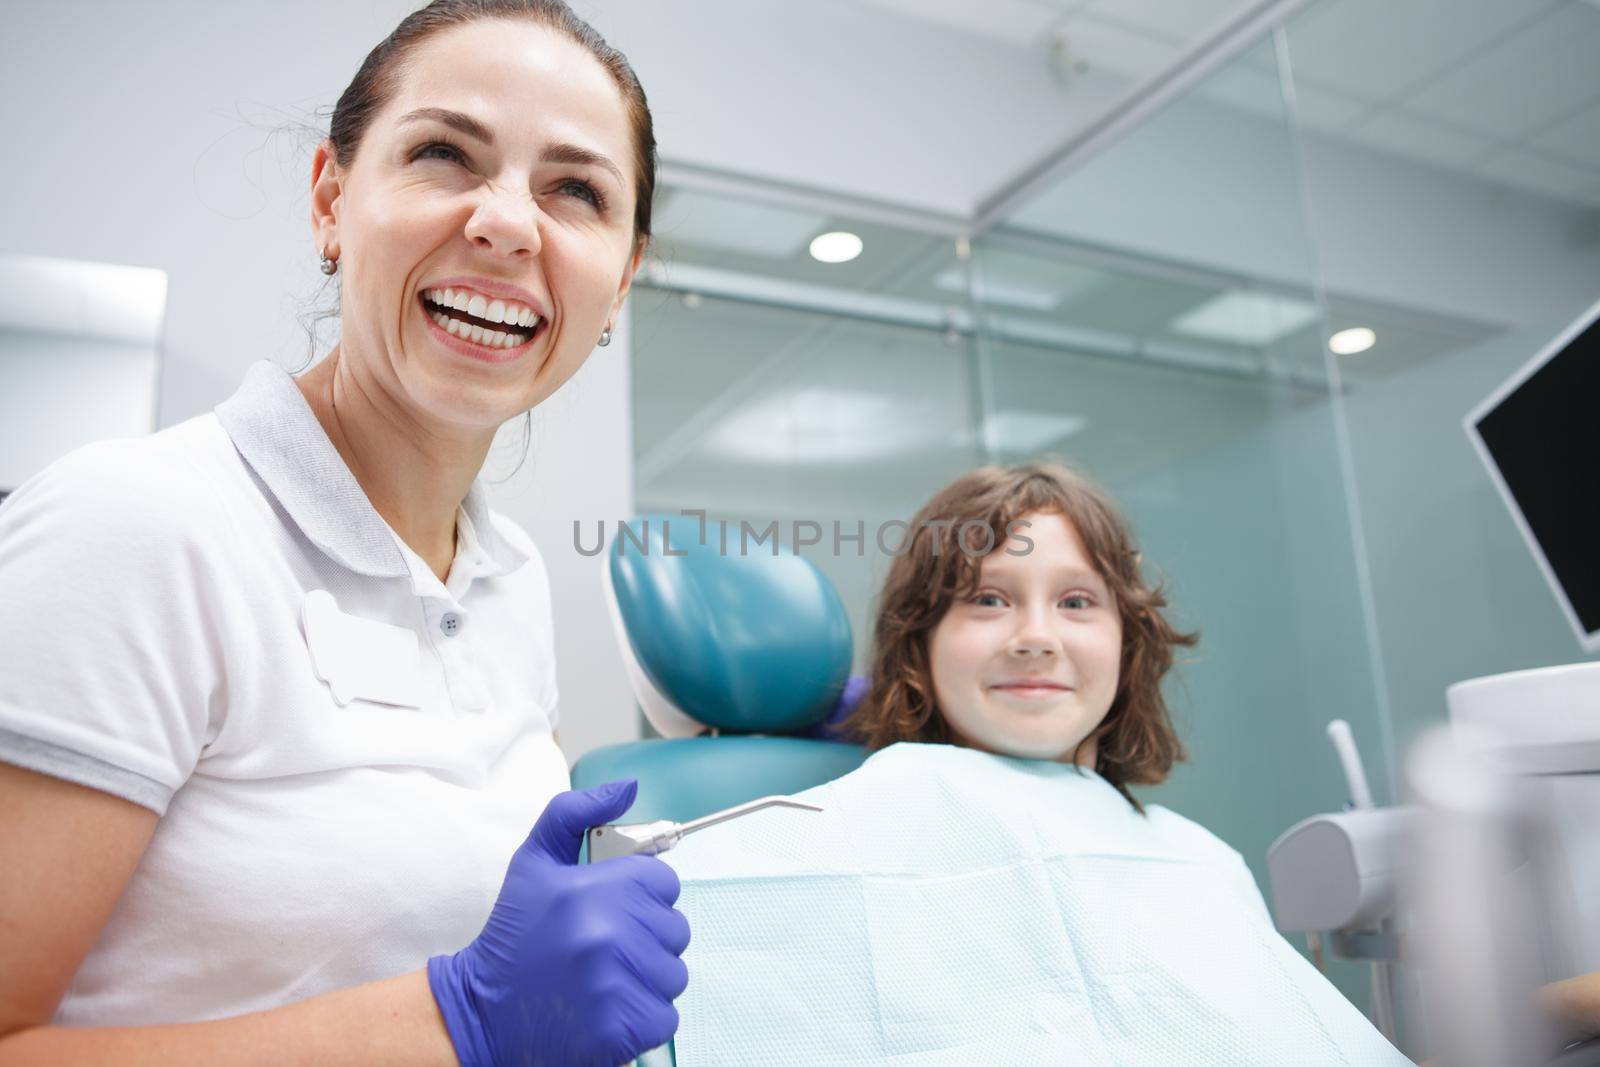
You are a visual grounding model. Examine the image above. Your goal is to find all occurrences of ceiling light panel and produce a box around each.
[1168,290,1322,346]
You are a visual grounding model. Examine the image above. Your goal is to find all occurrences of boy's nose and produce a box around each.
[1006,625,1061,657]
[1007,604,1063,657]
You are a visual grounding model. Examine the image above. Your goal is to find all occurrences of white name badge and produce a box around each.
[302,589,422,708]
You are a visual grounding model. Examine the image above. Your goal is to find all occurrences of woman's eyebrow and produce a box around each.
[397,107,625,187]
[541,142,626,187]
[399,107,494,143]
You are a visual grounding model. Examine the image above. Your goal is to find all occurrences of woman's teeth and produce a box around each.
[421,287,542,349]
[429,309,531,349]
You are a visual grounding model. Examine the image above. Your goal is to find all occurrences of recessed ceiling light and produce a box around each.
[809,231,863,264]
[1329,327,1376,355]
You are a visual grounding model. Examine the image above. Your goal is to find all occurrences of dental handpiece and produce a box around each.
[585,795,823,863]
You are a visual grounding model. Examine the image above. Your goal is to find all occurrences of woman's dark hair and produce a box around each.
[295,0,656,476]
[841,460,1198,812]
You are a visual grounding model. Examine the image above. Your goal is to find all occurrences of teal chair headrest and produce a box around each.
[603,514,853,736]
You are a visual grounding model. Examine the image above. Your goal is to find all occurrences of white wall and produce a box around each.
[0,334,159,490]
[0,0,639,763]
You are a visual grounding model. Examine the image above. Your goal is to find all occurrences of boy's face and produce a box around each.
[928,510,1123,765]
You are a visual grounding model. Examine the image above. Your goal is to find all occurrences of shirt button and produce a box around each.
[439,612,463,637]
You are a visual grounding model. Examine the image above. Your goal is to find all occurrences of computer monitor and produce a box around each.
[1465,295,1600,654]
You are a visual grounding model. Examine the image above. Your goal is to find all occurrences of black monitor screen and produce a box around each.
[1473,308,1600,637]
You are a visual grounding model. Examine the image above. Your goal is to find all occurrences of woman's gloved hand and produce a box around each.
[428,779,692,1067]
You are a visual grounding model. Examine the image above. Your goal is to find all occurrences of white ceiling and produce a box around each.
[851,0,1600,209]
[612,0,1594,509]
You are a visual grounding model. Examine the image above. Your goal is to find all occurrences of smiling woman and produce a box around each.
[297,8,657,575]
[0,4,691,1067]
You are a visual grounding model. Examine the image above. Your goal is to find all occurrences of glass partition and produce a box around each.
[967,33,1387,1016]
[0,253,166,501]
[1281,0,1600,766]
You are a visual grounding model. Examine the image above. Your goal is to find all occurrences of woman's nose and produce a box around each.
[464,186,543,259]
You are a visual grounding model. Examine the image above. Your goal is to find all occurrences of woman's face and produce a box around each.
[928,510,1123,764]
[311,19,643,432]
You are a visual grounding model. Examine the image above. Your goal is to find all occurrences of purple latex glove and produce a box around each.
[792,673,869,742]
[427,779,691,1067]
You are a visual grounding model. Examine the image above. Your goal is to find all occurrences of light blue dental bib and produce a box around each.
[663,743,1409,1066]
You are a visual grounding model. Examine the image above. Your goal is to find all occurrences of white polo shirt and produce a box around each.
[0,359,570,1025]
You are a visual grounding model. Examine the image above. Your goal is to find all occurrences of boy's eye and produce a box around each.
[1061,594,1093,610]
[971,593,1006,608]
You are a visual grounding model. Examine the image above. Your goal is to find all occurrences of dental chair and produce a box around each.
[569,515,869,1067]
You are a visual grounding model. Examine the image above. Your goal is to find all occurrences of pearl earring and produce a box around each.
[598,326,613,347]
[319,247,338,276]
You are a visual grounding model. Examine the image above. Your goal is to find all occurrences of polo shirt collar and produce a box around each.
[214,360,527,580]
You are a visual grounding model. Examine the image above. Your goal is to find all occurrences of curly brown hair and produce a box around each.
[841,461,1196,812]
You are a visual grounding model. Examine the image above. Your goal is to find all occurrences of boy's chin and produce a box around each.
[950,727,1090,764]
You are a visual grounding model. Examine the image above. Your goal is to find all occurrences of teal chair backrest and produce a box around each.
[574,513,868,822]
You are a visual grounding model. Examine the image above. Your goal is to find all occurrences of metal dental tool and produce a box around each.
[586,795,824,863]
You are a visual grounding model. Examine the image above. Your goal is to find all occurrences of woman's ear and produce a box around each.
[310,138,344,262]
[607,237,648,327]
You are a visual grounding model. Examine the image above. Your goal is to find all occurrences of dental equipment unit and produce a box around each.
[1267,720,1412,1047]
